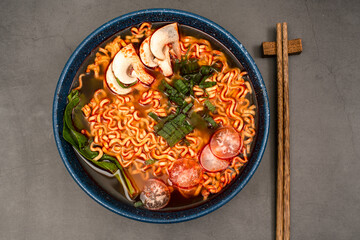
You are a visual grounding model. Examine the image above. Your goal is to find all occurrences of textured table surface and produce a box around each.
[1,0,359,239]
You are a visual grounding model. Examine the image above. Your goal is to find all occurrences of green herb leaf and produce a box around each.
[115,77,137,88]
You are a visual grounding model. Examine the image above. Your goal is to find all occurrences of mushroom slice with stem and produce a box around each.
[139,36,158,68]
[155,45,173,77]
[105,63,132,95]
[150,23,181,61]
[140,37,173,77]
[112,44,155,85]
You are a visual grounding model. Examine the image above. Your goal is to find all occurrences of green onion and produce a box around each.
[204,100,216,113]
[134,201,144,207]
[180,139,191,146]
[148,112,161,122]
[182,103,193,114]
[199,81,217,89]
[174,79,189,95]
[154,112,194,147]
[200,65,213,75]
[145,159,157,165]
[115,78,137,88]
[204,115,218,128]
[174,59,181,73]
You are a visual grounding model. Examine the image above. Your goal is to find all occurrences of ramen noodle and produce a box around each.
[63,22,256,210]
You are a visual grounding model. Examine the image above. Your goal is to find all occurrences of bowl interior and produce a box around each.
[53,8,269,223]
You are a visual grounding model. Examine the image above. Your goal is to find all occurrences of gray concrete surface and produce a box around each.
[1,0,359,239]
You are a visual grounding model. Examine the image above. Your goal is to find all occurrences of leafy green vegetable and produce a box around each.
[62,90,136,196]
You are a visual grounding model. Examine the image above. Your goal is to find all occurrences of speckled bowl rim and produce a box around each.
[53,8,270,223]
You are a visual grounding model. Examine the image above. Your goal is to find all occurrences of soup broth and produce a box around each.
[65,22,257,211]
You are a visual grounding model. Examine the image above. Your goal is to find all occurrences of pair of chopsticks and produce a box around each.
[276,22,290,240]
[262,23,302,240]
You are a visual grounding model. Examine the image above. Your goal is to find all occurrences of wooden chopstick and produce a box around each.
[263,22,301,240]
[282,22,291,240]
[275,23,284,240]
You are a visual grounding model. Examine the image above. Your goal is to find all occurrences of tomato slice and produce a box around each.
[200,144,230,172]
[209,127,242,159]
[169,159,202,189]
[140,179,170,210]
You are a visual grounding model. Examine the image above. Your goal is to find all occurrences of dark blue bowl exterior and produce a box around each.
[53,8,270,223]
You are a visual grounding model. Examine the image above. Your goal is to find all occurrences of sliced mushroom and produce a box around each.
[140,37,173,77]
[155,45,173,77]
[105,63,132,95]
[112,44,155,85]
[150,23,181,61]
[139,37,157,68]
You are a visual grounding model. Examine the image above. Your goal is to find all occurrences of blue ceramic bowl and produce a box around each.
[53,9,269,223]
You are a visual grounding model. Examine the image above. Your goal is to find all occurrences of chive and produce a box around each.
[163,122,176,135]
[184,121,194,132]
[194,73,203,84]
[134,201,144,208]
[174,59,181,73]
[212,62,223,72]
[204,115,218,128]
[200,65,213,75]
[180,139,190,146]
[174,79,189,95]
[160,79,187,106]
[174,129,183,139]
[199,81,217,89]
[173,113,186,123]
[189,79,194,96]
[115,77,137,88]
[182,103,193,114]
[154,112,194,147]
[148,112,161,122]
[184,46,192,59]
[157,129,170,139]
[204,100,216,113]
[145,159,157,165]
[180,59,200,75]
